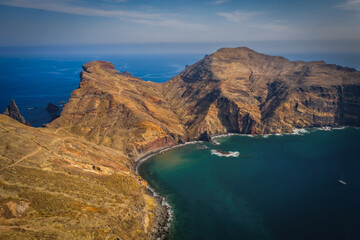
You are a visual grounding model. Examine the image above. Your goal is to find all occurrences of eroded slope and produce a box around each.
[49,61,186,157]
[0,115,164,239]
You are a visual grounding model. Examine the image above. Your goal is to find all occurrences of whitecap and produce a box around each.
[212,140,221,145]
[292,128,309,135]
[211,149,240,157]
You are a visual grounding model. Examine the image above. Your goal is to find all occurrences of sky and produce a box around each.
[0,0,360,53]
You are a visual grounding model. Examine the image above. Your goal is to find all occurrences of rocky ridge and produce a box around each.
[163,47,360,136]
[49,47,360,151]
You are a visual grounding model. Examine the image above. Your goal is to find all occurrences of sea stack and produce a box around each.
[46,102,60,112]
[3,99,27,124]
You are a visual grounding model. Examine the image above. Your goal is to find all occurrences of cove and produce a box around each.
[139,128,360,240]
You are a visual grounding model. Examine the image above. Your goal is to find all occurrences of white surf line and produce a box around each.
[135,141,200,173]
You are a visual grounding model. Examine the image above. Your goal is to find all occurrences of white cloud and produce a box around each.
[217,10,261,23]
[0,0,208,30]
[210,0,228,5]
[336,0,360,11]
[251,22,293,33]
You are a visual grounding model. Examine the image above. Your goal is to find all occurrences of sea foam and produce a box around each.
[212,140,221,145]
[211,149,240,157]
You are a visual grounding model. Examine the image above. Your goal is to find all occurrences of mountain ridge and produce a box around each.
[49,47,360,155]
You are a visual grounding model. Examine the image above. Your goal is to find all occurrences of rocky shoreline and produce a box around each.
[148,189,171,240]
[135,141,201,239]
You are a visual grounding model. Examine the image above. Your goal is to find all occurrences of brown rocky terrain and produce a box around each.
[49,47,360,149]
[48,61,187,158]
[0,115,166,239]
[163,47,360,137]
[1,47,359,239]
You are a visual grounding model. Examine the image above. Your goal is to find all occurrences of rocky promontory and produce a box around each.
[1,47,359,239]
[49,47,360,151]
[163,47,360,136]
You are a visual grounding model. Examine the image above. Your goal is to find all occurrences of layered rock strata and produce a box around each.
[49,47,360,149]
[163,47,360,136]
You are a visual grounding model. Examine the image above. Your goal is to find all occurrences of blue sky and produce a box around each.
[0,0,359,52]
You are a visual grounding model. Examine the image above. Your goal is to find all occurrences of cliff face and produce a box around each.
[163,47,360,136]
[0,115,164,239]
[49,47,360,148]
[49,61,186,157]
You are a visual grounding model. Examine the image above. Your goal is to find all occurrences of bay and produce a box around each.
[139,128,360,240]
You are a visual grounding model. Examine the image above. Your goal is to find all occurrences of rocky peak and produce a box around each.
[82,61,116,73]
[3,99,27,125]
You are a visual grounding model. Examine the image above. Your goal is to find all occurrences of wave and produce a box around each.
[292,128,309,135]
[147,186,173,231]
[212,140,221,145]
[315,126,346,131]
[211,149,239,157]
[212,133,255,139]
[262,128,310,138]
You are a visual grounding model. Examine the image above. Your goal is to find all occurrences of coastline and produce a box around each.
[135,140,200,173]
[134,140,199,239]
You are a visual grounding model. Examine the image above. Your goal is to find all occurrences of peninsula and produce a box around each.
[1,47,359,239]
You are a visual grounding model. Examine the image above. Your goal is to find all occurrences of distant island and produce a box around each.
[1,47,359,239]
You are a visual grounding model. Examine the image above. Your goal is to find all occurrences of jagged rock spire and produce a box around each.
[3,99,27,124]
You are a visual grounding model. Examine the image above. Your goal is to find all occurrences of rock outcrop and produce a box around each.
[48,61,187,157]
[46,102,60,112]
[3,100,27,125]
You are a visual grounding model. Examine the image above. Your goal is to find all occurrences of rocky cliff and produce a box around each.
[48,61,187,157]
[163,47,360,137]
[49,47,360,147]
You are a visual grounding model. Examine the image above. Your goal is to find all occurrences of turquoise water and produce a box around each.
[139,128,360,240]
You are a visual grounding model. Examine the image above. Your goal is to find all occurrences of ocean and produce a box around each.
[139,128,360,240]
